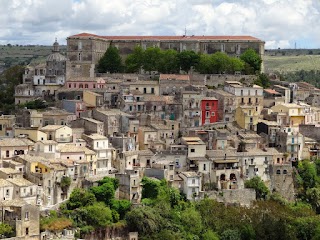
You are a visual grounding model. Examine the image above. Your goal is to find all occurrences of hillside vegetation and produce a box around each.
[0,44,67,69]
[264,54,320,73]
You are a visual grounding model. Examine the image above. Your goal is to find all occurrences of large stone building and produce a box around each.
[67,33,265,77]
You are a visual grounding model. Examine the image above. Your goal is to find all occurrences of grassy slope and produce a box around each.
[0,45,67,68]
[264,54,320,73]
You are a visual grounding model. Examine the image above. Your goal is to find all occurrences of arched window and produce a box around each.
[78,52,82,61]
[283,169,288,174]
[276,169,281,174]
[79,84,83,88]
[85,84,88,88]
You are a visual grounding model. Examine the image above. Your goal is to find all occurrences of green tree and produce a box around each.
[141,177,161,199]
[90,177,118,205]
[254,73,270,88]
[158,49,179,73]
[66,188,96,210]
[97,46,123,73]
[229,57,245,72]
[180,208,203,236]
[211,52,232,74]
[220,229,241,240]
[306,187,320,213]
[245,176,269,200]
[125,206,163,235]
[0,223,13,238]
[298,160,317,190]
[125,46,144,73]
[240,48,262,74]
[196,54,213,74]
[202,230,220,240]
[82,202,113,228]
[142,47,161,72]
[0,65,24,113]
[178,50,200,72]
[111,199,131,219]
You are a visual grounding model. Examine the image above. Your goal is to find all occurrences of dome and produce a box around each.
[46,38,67,62]
[46,52,67,62]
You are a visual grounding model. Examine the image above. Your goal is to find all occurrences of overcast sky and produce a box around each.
[1,0,319,49]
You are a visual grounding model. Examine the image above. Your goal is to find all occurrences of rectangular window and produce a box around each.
[292,138,294,144]
[221,43,225,52]
[191,149,195,153]
[203,164,206,171]
[25,211,29,220]
[151,88,155,94]
[143,88,147,94]
[49,145,52,152]
[206,111,210,118]
[6,150,9,158]
[192,179,195,184]
[26,228,29,235]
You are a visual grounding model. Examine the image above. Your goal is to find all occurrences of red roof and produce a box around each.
[264,89,280,95]
[69,32,263,42]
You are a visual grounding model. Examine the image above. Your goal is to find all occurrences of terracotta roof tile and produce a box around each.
[68,33,263,42]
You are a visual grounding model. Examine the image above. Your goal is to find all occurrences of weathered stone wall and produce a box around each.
[269,164,295,201]
[299,124,320,141]
[206,189,256,207]
[84,226,137,240]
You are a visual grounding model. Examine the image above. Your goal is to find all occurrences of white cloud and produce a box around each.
[0,0,319,49]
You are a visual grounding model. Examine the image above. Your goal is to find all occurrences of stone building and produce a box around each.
[67,33,265,77]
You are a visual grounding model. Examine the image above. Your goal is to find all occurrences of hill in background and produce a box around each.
[0,44,67,73]
[264,49,320,73]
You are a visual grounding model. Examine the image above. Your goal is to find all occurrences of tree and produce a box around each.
[180,208,203,236]
[142,47,162,72]
[211,52,232,74]
[90,177,118,205]
[125,206,163,235]
[125,46,144,73]
[66,188,96,210]
[178,50,200,72]
[240,48,262,74]
[298,160,317,190]
[254,73,270,88]
[202,230,220,240]
[196,54,213,74]
[82,202,113,228]
[141,177,161,199]
[158,49,179,73]
[0,223,13,238]
[96,46,123,73]
[111,199,131,219]
[220,229,241,240]
[245,176,269,200]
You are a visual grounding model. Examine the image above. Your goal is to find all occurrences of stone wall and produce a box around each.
[269,164,295,201]
[84,226,138,240]
[299,124,320,141]
[206,189,256,207]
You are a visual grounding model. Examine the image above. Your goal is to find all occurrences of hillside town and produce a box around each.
[1,33,320,239]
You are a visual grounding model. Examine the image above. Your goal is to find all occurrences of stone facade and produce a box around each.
[67,33,265,77]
